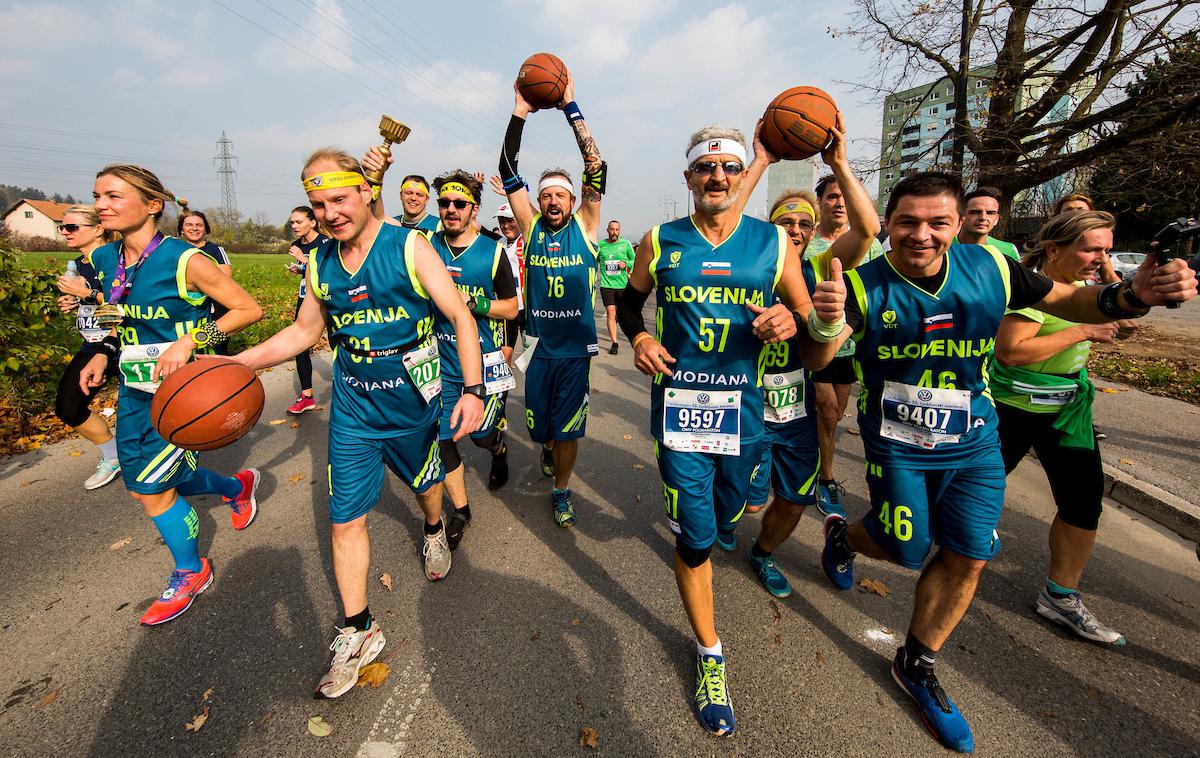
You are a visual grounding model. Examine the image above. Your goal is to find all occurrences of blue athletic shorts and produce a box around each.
[439,380,504,441]
[746,417,825,511]
[656,437,763,550]
[524,354,590,443]
[327,423,443,524]
[116,387,198,495]
[862,456,1006,569]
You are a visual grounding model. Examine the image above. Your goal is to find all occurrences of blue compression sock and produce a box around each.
[150,497,202,573]
[1046,578,1077,598]
[178,467,241,499]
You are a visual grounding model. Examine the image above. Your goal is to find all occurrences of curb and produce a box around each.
[1104,464,1200,544]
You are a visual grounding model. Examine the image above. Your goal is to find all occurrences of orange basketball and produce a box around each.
[150,358,265,451]
[761,86,838,160]
[518,53,569,110]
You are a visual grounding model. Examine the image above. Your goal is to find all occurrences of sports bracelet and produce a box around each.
[563,101,583,123]
[470,295,491,316]
[201,320,231,346]
[98,335,120,359]
[502,174,525,193]
[631,332,653,349]
[582,161,607,195]
[806,308,846,343]
[1098,282,1147,319]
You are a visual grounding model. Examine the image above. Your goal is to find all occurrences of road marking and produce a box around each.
[356,653,435,758]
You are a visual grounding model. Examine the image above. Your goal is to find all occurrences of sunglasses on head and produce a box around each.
[437,198,473,210]
[58,223,96,233]
[689,160,744,176]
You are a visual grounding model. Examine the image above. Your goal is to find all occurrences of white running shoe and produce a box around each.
[84,457,121,490]
[1036,587,1126,646]
[315,623,387,699]
[423,519,452,581]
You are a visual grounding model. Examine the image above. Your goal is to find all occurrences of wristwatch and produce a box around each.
[462,383,486,399]
[188,326,213,349]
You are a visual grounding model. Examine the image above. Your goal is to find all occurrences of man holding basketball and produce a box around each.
[616,126,846,735]
[497,68,603,527]
[235,149,485,699]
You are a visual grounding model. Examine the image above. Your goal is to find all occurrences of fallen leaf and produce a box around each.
[635,495,642,503]
[269,419,287,426]
[289,421,300,429]
[184,706,209,732]
[570,618,581,627]
[307,716,332,737]
[203,687,214,701]
[529,631,541,641]
[815,651,826,666]
[110,537,132,550]
[1038,709,1057,719]
[632,464,645,470]
[379,573,393,592]
[773,633,783,645]
[1167,595,1195,609]
[1119,458,1136,466]
[1086,687,1096,700]
[288,472,305,483]
[622,434,632,440]
[846,427,860,436]
[578,726,600,749]
[356,662,390,688]
[36,688,62,708]
[68,450,83,457]
[858,578,892,598]
[1100,387,1119,394]
[769,599,781,623]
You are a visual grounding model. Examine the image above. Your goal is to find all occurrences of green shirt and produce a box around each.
[803,233,885,263]
[954,234,1019,260]
[993,283,1092,414]
[597,238,636,289]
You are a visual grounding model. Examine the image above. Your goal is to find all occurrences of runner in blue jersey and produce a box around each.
[729,115,881,599]
[178,207,235,355]
[498,69,606,527]
[428,170,519,549]
[616,125,847,736]
[283,206,329,415]
[234,149,485,700]
[393,174,441,237]
[77,164,263,627]
[817,172,1197,752]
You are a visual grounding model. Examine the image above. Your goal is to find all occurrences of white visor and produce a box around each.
[686,138,747,167]
[538,176,574,195]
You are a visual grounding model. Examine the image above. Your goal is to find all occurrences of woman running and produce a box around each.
[284,205,329,414]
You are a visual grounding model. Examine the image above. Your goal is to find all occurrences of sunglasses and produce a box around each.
[777,219,815,231]
[689,161,744,176]
[58,223,97,233]
[437,198,473,210]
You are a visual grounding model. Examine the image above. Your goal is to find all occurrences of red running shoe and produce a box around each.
[287,395,316,414]
[140,558,213,626]
[224,468,261,530]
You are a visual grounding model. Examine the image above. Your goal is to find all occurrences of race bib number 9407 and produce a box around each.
[879,381,970,449]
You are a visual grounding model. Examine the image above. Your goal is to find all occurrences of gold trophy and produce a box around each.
[364,115,412,187]
[93,303,125,329]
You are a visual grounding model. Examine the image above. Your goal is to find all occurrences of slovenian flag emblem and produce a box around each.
[349,284,369,303]
[923,313,954,332]
[701,262,731,276]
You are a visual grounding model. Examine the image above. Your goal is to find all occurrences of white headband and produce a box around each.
[538,176,574,195]
[686,138,747,167]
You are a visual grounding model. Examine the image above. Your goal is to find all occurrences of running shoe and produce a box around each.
[423,520,452,580]
[315,623,387,699]
[287,395,316,415]
[446,509,470,551]
[540,445,554,478]
[715,528,737,552]
[488,441,509,491]
[224,468,261,531]
[891,649,974,753]
[84,457,122,490]
[821,515,855,590]
[140,558,213,626]
[694,652,736,736]
[748,549,792,598]
[552,488,575,527]
[1035,587,1126,646]
[608,343,619,355]
[817,480,846,518]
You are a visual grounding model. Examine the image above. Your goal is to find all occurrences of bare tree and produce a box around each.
[841,1,1200,225]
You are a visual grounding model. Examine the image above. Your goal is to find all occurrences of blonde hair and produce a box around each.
[301,147,377,206]
[63,204,118,243]
[95,164,180,220]
[769,189,820,223]
[1052,193,1094,216]
[1022,210,1115,271]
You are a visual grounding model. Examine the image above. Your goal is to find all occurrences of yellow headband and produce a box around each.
[438,181,477,205]
[302,171,367,193]
[401,179,429,195]
[770,199,817,224]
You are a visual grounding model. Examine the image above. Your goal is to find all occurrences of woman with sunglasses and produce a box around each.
[284,206,329,414]
[178,207,233,354]
[53,205,122,489]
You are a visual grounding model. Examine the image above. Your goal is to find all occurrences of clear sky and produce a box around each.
[0,0,885,238]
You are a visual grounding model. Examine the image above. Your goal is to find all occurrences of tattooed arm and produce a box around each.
[558,73,602,240]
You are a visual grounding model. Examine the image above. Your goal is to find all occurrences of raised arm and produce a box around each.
[823,113,881,269]
[499,85,538,242]
[1034,253,1196,323]
[558,74,603,239]
[729,119,778,216]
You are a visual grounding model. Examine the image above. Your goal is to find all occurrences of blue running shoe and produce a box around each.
[891,650,974,753]
[821,515,855,590]
[552,488,575,527]
[715,528,736,552]
[816,480,847,518]
[748,549,792,598]
[694,652,736,736]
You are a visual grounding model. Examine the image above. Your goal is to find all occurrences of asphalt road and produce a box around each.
[1,332,1198,757]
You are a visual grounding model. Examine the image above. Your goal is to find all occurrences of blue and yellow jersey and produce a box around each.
[92,236,212,348]
[847,243,1011,468]
[648,215,787,442]
[308,223,438,436]
[395,212,441,239]
[430,231,506,382]
[523,213,599,358]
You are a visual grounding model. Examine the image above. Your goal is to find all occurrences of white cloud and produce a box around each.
[255,0,357,74]
[506,0,678,69]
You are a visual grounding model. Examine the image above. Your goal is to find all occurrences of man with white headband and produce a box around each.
[615,125,847,736]
[497,69,604,527]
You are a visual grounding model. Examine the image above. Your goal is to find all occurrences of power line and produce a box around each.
[214,132,240,217]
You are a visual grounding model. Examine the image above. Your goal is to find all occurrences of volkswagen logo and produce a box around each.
[147,346,161,357]
[697,393,710,404]
[917,389,933,402]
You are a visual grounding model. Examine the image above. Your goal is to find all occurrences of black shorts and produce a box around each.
[811,354,856,385]
[600,287,623,308]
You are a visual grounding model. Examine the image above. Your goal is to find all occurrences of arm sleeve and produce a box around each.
[1006,257,1055,310]
[617,283,652,341]
[492,253,516,299]
[499,115,525,181]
